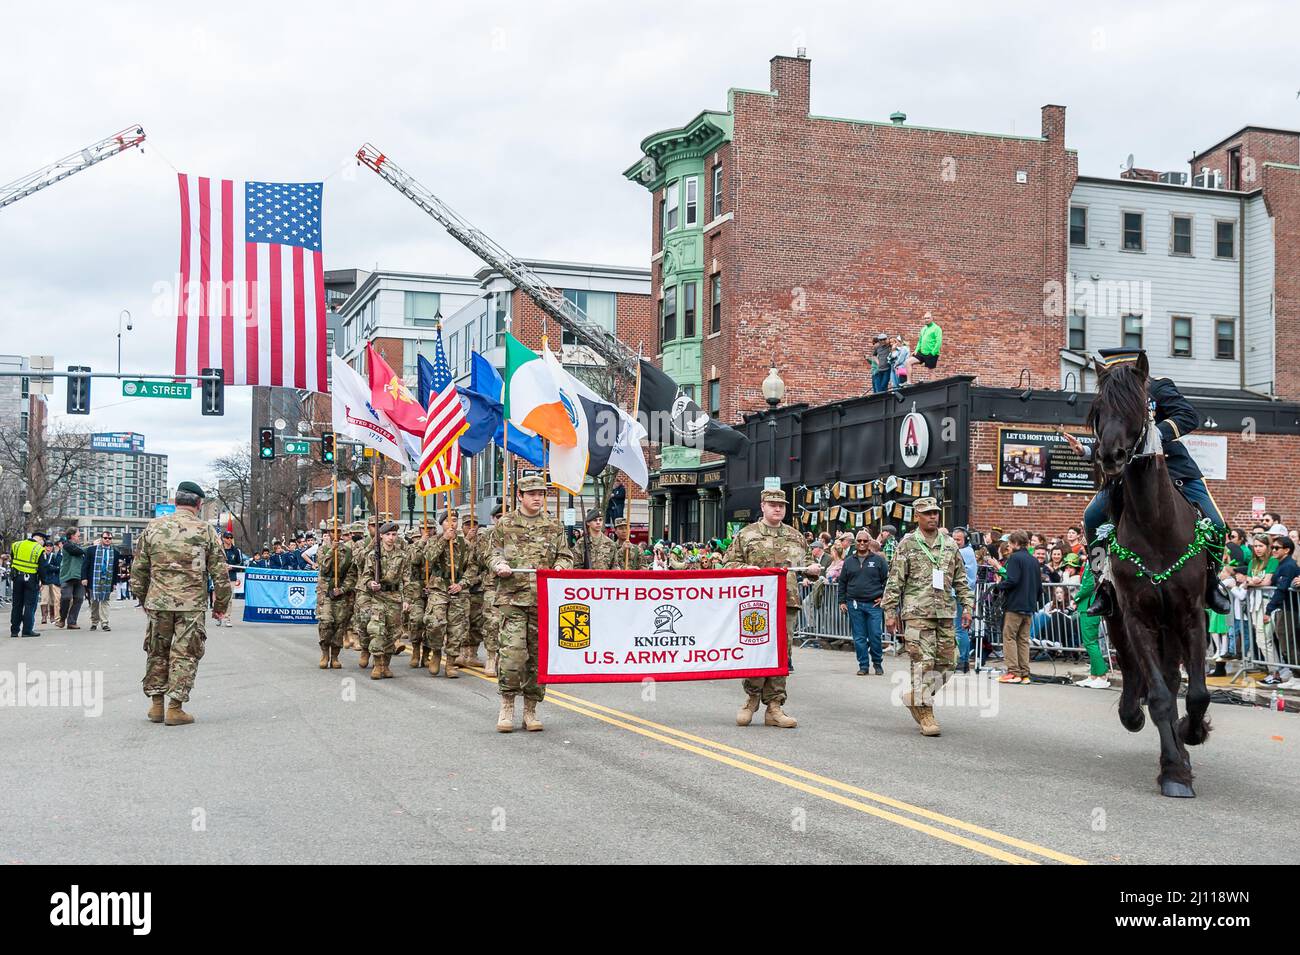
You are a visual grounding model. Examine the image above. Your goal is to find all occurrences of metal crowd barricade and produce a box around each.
[1230,585,1299,681]
[793,579,902,653]
[970,578,1110,673]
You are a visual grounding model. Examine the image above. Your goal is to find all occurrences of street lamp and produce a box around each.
[117,309,132,376]
[761,365,785,480]
[401,471,416,530]
[352,504,362,519]
[22,500,32,534]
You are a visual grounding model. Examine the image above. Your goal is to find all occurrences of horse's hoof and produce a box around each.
[1119,710,1146,733]
[1160,780,1196,799]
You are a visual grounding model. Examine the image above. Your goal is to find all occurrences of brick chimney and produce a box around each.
[770,54,810,114]
[1040,104,1066,142]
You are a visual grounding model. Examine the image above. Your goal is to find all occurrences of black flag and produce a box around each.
[637,360,748,457]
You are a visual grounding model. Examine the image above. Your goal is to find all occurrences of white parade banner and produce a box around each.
[538,569,788,684]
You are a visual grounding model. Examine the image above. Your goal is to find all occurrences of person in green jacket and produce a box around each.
[905,312,943,378]
[1073,560,1110,687]
[57,527,87,629]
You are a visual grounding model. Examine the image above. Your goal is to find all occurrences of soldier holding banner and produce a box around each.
[722,487,821,729]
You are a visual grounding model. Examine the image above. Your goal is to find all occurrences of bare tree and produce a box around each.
[0,421,94,541]
[208,444,255,550]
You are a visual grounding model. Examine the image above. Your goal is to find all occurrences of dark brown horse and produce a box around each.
[1088,356,1212,798]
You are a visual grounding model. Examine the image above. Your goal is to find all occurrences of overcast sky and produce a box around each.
[3,0,1297,485]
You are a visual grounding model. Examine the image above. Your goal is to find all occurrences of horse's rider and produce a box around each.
[1065,347,1229,616]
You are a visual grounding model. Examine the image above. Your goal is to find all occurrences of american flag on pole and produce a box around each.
[173,175,326,390]
[417,326,469,495]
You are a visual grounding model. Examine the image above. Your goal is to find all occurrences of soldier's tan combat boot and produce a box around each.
[329,646,342,669]
[522,698,543,732]
[444,655,459,679]
[381,654,395,679]
[425,650,441,677]
[497,693,516,733]
[164,699,194,726]
[900,689,925,728]
[370,656,384,680]
[318,646,330,669]
[764,702,797,728]
[147,694,164,723]
[917,706,941,737]
[484,652,498,677]
[359,648,370,670]
[409,644,424,668]
[736,694,761,726]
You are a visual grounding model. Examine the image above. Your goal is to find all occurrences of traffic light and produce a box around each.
[201,367,225,416]
[320,431,335,463]
[66,365,91,415]
[258,427,275,459]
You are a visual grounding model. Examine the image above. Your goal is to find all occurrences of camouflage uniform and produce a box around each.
[315,534,358,666]
[722,517,812,709]
[458,526,489,665]
[404,534,432,666]
[577,530,618,570]
[425,531,471,671]
[348,530,374,647]
[612,538,643,570]
[880,501,974,734]
[489,506,573,704]
[131,505,231,708]
[361,532,411,675]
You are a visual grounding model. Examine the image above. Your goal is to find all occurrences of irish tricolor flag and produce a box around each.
[503,333,578,447]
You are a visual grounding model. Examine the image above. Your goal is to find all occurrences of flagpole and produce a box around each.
[447,491,457,586]
[502,417,510,515]
[332,471,339,592]
[371,454,380,586]
[625,343,643,572]
[422,489,429,588]
[470,454,477,528]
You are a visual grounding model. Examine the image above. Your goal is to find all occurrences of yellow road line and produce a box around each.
[459,667,1079,864]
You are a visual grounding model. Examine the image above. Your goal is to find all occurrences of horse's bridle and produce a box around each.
[1114,416,1162,471]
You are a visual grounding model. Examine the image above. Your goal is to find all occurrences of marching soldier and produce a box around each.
[344,523,368,655]
[722,488,821,729]
[613,517,643,570]
[131,480,231,726]
[489,474,573,733]
[456,513,493,672]
[475,505,506,676]
[315,523,357,669]
[577,508,617,570]
[360,521,411,680]
[405,526,431,669]
[424,510,471,679]
[880,497,973,738]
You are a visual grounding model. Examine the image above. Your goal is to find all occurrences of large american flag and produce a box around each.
[417,326,468,495]
[174,175,326,391]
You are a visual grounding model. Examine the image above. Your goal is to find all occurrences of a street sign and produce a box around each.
[123,380,191,399]
[283,440,311,455]
[154,504,176,517]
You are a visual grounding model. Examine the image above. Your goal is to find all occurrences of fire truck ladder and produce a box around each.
[0,125,146,212]
[355,143,639,380]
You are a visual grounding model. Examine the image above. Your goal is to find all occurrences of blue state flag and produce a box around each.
[417,353,437,410]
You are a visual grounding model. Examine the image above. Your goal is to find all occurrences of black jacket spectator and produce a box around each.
[839,552,890,604]
[79,544,124,591]
[1266,556,1298,615]
[997,547,1042,614]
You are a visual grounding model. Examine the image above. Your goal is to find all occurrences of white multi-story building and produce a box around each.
[336,270,481,376]
[70,432,169,545]
[1065,176,1273,396]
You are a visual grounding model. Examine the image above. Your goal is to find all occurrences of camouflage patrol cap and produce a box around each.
[913,496,941,514]
[518,474,547,493]
[176,480,205,499]
[760,488,788,504]
[614,517,630,528]
[462,513,480,527]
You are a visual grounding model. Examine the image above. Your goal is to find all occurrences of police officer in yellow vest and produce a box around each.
[9,530,46,638]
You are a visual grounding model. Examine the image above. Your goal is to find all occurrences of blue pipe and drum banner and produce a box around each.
[242,569,318,624]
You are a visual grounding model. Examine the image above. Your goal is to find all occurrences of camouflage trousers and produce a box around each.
[142,609,208,704]
[742,608,797,705]
[902,616,958,705]
[462,589,498,656]
[406,593,426,650]
[497,603,543,702]
[425,590,468,657]
[366,595,403,655]
[317,593,354,649]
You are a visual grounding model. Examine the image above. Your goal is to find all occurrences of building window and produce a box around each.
[1122,314,1144,349]
[402,340,440,380]
[1171,215,1193,256]
[1069,206,1087,246]
[709,378,720,415]
[664,181,679,233]
[561,290,617,347]
[1171,316,1193,357]
[492,292,511,348]
[448,331,459,370]
[661,286,677,344]
[684,176,698,226]
[1068,311,1086,351]
[682,383,695,402]
[404,291,441,327]
[683,282,696,338]
[712,164,723,220]
[1215,318,1236,360]
[1215,220,1236,259]
[1122,212,1144,251]
[710,274,721,334]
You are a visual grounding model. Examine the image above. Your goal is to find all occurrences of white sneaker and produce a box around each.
[223,618,233,628]
[1076,676,1112,689]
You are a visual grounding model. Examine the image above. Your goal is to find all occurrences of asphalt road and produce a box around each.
[3,605,1295,865]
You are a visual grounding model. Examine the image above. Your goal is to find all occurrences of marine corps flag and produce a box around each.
[638,360,748,456]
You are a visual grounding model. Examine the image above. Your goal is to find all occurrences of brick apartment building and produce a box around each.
[626,53,1300,536]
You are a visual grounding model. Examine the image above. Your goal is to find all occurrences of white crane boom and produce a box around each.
[355,143,639,379]
[0,125,146,211]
